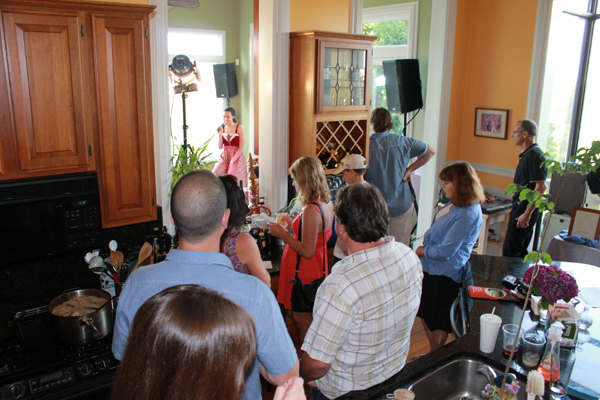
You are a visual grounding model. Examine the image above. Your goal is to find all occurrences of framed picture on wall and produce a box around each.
[474,108,509,139]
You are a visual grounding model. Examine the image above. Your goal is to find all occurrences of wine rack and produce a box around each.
[315,119,368,172]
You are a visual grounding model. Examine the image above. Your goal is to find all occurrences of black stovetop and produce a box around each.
[0,307,117,400]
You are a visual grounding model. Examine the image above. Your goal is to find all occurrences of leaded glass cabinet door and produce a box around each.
[317,40,373,113]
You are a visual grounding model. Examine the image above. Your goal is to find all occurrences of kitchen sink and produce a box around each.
[384,356,527,400]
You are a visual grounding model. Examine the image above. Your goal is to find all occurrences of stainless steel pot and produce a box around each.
[47,289,113,346]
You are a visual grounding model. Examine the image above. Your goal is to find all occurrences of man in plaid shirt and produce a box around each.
[300,183,423,400]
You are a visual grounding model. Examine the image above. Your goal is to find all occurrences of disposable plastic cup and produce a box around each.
[386,389,415,400]
[502,324,524,356]
[522,332,546,368]
[480,313,502,353]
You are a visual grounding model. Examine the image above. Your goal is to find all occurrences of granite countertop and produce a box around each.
[336,255,599,400]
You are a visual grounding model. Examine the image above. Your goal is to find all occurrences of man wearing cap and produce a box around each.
[365,108,436,246]
[331,154,368,264]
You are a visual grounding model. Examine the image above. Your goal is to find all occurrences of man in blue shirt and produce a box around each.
[112,170,299,400]
[365,108,436,246]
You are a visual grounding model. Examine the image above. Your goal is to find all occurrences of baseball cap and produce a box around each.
[331,154,367,175]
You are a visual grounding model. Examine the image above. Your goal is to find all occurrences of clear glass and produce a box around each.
[540,0,586,162]
[370,65,403,131]
[362,19,409,46]
[578,304,593,329]
[578,23,599,151]
[323,48,367,107]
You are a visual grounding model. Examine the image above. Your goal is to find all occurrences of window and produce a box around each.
[168,28,226,161]
[362,2,419,134]
[540,0,599,162]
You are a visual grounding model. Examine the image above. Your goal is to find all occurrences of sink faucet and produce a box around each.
[476,365,497,385]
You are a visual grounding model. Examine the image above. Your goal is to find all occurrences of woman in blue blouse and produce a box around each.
[416,162,485,352]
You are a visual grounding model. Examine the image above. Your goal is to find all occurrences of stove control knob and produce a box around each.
[78,362,94,377]
[9,383,25,399]
[95,357,111,371]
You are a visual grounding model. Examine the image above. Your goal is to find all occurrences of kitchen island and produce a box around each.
[335,255,600,400]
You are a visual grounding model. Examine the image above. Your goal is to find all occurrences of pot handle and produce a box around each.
[80,317,103,338]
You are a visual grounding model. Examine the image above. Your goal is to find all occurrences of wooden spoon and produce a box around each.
[131,242,153,273]
[110,250,124,264]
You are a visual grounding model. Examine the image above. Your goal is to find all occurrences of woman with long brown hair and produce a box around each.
[268,156,334,343]
[110,285,305,400]
[218,174,271,287]
[415,162,484,352]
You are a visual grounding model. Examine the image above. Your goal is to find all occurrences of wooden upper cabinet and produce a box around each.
[92,14,156,228]
[1,10,91,174]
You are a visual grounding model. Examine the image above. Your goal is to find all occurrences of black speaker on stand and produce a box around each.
[213,63,238,105]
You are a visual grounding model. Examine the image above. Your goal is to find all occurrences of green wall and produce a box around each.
[168,1,253,155]
[363,0,432,143]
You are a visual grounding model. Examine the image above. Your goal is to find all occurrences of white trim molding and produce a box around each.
[258,0,290,213]
[350,0,363,34]
[149,0,173,233]
[417,0,457,241]
[446,159,516,178]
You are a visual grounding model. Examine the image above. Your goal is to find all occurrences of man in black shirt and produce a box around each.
[503,119,548,257]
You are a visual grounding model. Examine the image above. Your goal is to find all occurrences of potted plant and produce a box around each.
[170,135,216,195]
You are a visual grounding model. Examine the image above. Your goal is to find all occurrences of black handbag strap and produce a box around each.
[294,202,327,278]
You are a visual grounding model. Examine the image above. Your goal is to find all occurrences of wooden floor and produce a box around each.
[261,315,434,400]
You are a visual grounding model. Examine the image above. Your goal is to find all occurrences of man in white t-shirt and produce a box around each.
[330,154,367,265]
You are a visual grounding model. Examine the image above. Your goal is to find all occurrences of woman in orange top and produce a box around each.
[268,156,334,343]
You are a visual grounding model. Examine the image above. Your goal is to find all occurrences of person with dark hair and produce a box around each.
[111,285,305,400]
[300,184,423,400]
[503,119,548,257]
[365,107,436,246]
[415,162,485,352]
[113,170,299,400]
[213,106,248,188]
[268,156,334,344]
[218,175,271,286]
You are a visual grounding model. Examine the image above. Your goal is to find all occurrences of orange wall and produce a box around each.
[290,0,350,33]
[447,0,538,187]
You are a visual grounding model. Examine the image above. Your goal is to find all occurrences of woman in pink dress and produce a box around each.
[213,107,248,188]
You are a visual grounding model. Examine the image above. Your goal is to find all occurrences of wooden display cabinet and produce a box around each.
[289,31,376,173]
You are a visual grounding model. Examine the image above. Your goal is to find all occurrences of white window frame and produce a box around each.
[167,28,227,163]
[363,2,419,66]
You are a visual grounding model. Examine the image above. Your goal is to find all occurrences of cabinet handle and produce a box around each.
[89,145,92,156]
[81,25,84,37]
[145,28,148,39]
[152,197,155,207]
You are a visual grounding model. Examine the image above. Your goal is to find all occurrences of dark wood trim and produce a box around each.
[253,0,259,155]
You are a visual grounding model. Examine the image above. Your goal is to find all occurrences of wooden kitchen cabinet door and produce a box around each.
[1,10,92,176]
[92,14,156,228]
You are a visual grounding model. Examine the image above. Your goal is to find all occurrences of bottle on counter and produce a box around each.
[257,231,267,259]
[538,321,564,382]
